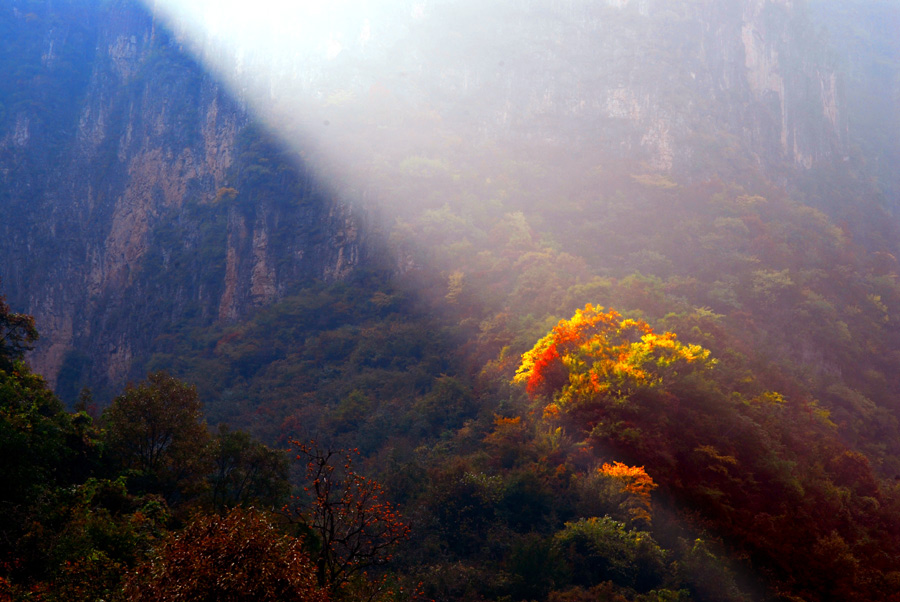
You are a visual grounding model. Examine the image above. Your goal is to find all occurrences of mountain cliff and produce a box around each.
[186,0,848,176]
[0,0,373,398]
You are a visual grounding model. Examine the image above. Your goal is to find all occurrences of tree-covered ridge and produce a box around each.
[514,304,900,601]
[0,292,412,600]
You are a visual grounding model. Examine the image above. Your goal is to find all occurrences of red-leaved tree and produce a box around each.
[289,440,410,596]
[121,507,328,602]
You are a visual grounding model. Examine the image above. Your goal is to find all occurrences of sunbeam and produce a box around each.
[143,0,427,177]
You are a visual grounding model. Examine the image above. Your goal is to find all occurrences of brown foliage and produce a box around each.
[121,507,327,602]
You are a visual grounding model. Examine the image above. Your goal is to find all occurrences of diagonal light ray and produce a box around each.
[142,0,434,185]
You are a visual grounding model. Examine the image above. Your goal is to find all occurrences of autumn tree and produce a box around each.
[514,304,713,435]
[121,507,328,602]
[290,440,410,596]
[102,372,211,503]
[596,462,658,525]
[514,304,900,601]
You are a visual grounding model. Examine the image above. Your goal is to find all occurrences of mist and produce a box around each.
[144,0,704,211]
[142,0,899,229]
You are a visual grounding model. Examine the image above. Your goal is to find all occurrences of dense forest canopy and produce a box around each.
[2,0,900,600]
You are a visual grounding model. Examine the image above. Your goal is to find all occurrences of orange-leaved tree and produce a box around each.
[512,305,711,528]
[513,304,900,601]
[597,462,658,525]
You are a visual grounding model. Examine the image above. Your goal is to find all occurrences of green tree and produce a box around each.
[0,361,76,581]
[0,281,38,372]
[103,372,211,503]
[554,517,669,592]
[208,423,290,511]
[18,477,171,602]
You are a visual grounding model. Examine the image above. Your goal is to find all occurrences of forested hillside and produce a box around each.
[3,0,900,600]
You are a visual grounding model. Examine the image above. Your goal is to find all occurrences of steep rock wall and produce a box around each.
[228,0,847,178]
[0,1,370,397]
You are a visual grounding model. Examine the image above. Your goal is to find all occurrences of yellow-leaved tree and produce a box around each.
[514,304,714,420]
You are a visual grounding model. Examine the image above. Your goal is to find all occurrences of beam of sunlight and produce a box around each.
[144,0,437,192]
[136,2,770,597]
[140,0,606,212]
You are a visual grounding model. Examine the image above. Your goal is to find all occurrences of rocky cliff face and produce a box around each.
[0,0,370,398]
[411,0,846,176]
[196,0,845,177]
